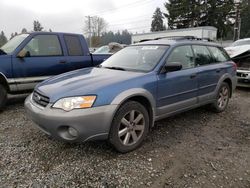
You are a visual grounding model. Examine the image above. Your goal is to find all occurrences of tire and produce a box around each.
[109,101,149,153]
[0,84,7,111]
[211,82,230,113]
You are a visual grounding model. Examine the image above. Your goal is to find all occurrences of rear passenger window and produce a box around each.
[192,45,213,66]
[64,35,83,56]
[167,45,195,69]
[208,46,229,62]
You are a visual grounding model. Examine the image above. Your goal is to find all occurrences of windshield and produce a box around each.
[93,46,110,54]
[101,45,168,72]
[0,34,29,54]
[231,39,250,47]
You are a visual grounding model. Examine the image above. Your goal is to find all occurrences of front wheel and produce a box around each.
[211,82,230,113]
[109,101,149,153]
[0,84,7,111]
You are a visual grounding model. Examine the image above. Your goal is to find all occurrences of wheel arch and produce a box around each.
[223,78,232,97]
[216,74,235,98]
[111,88,156,127]
[0,72,10,92]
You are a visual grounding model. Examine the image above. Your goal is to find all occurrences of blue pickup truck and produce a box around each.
[0,32,111,109]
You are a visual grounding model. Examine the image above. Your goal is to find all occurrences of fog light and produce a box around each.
[68,127,78,137]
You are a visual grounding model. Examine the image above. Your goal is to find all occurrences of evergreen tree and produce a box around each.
[33,20,44,31]
[0,31,8,47]
[240,0,250,38]
[151,7,166,32]
[164,0,234,38]
[21,28,28,34]
[10,33,15,40]
[100,30,132,46]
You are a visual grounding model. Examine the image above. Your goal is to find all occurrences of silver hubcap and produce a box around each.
[118,110,145,146]
[217,86,229,109]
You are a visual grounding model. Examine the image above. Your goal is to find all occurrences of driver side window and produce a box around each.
[22,35,62,57]
[167,45,195,70]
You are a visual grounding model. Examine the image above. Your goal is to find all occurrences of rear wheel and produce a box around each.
[0,84,7,111]
[211,82,230,113]
[109,101,149,153]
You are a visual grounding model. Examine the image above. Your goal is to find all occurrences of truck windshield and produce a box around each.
[101,45,169,72]
[0,34,29,54]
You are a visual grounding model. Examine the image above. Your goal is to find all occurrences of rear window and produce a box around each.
[208,46,230,62]
[192,45,213,66]
[64,35,83,56]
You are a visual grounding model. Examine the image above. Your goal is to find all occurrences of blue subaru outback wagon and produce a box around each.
[25,37,237,153]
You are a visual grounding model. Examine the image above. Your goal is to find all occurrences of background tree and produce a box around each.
[164,0,235,38]
[240,0,250,38]
[0,31,8,47]
[21,28,28,34]
[151,7,166,32]
[101,30,131,45]
[84,16,108,47]
[33,20,44,31]
[10,32,18,40]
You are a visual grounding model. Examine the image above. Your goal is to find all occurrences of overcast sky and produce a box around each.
[0,0,167,38]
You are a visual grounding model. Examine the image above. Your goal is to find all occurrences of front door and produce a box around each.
[157,45,199,116]
[12,34,68,90]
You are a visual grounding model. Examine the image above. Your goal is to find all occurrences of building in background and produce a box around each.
[131,26,217,43]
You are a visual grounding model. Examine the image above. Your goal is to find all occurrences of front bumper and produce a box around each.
[237,70,250,87]
[25,94,118,142]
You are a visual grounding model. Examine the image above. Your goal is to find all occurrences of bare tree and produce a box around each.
[84,16,107,37]
[84,16,108,47]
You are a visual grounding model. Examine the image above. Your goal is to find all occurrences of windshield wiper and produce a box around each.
[103,66,126,71]
[0,49,7,55]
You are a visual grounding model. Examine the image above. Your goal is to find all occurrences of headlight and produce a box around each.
[52,96,96,111]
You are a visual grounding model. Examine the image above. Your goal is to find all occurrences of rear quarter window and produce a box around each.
[208,46,230,62]
[64,35,84,56]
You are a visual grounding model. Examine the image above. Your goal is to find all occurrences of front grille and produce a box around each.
[32,91,50,107]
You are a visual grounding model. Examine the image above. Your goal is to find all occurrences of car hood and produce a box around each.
[225,45,250,58]
[36,67,146,102]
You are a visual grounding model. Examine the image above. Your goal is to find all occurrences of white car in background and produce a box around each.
[225,38,250,87]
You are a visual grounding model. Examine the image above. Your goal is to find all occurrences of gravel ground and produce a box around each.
[0,89,250,188]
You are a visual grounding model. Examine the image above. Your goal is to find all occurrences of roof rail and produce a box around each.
[139,36,215,43]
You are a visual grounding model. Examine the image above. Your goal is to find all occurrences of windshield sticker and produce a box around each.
[142,46,159,50]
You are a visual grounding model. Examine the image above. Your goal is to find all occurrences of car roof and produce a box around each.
[132,38,221,47]
[21,31,82,36]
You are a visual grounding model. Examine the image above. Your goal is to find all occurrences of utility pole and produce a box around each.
[86,16,92,47]
[233,0,241,41]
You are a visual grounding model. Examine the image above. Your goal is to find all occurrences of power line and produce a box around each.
[87,0,154,17]
[108,18,151,27]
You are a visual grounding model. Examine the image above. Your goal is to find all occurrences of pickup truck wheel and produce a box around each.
[0,84,7,111]
[109,101,149,153]
[211,82,230,113]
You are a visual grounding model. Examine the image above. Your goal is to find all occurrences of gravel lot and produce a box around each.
[1,89,250,187]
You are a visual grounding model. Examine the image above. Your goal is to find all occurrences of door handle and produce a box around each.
[59,60,67,64]
[190,74,197,79]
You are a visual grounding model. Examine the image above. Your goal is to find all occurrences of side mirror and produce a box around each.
[17,49,30,58]
[162,62,182,73]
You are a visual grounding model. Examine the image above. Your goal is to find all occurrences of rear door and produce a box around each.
[157,45,199,116]
[63,35,92,71]
[12,34,69,90]
[193,45,226,102]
